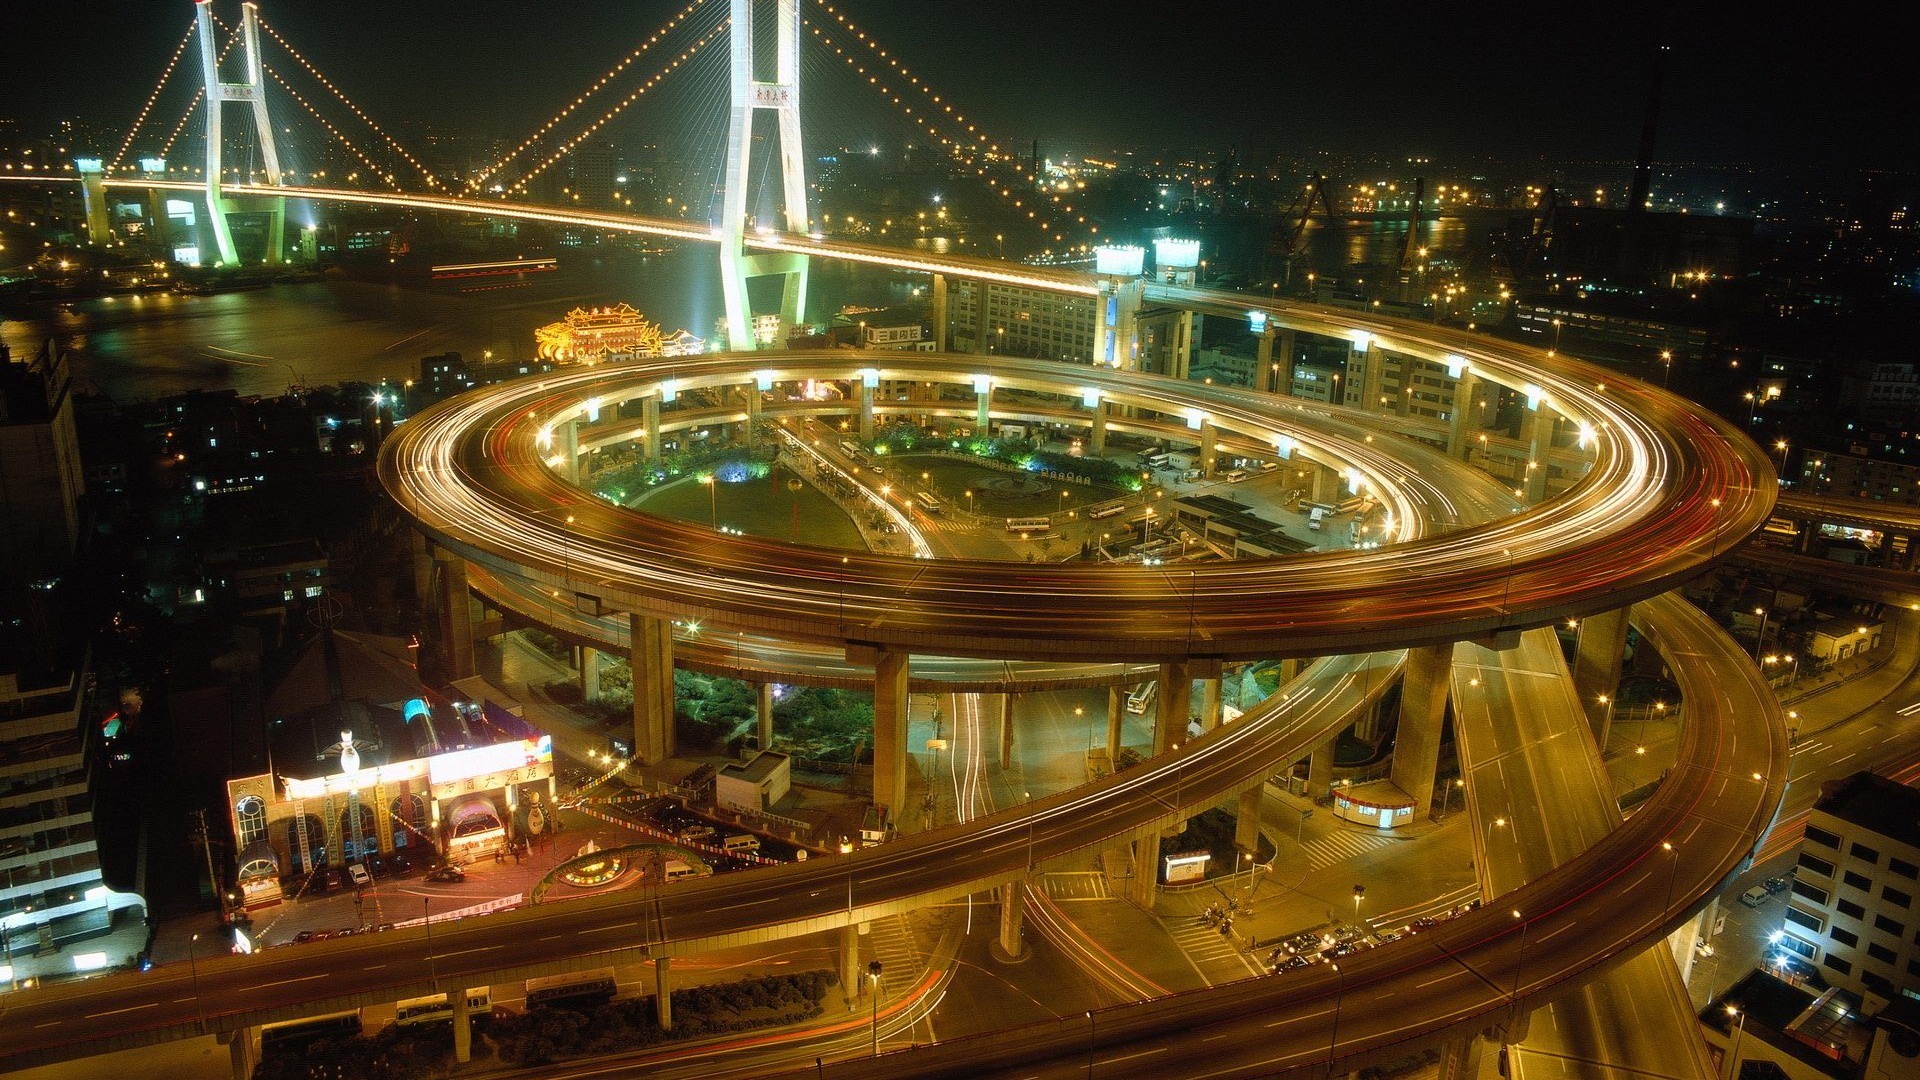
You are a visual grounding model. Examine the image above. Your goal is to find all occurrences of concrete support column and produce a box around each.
[1200,677,1223,731]
[859,380,876,442]
[226,1029,255,1080]
[975,387,990,433]
[1572,607,1631,747]
[1106,685,1126,758]
[997,693,1015,770]
[1278,657,1304,684]
[1306,735,1337,798]
[931,273,949,352]
[1090,399,1108,456]
[1436,1035,1485,1080]
[1235,785,1262,853]
[744,380,762,444]
[1358,344,1384,411]
[870,648,910,822]
[756,681,775,751]
[1198,421,1219,476]
[654,957,673,1031]
[581,646,600,700]
[1128,827,1159,906]
[1389,644,1454,818]
[1524,406,1555,502]
[996,877,1028,960]
[1255,328,1278,393]
[436,557,475,681]
[840,924,862,1010]
[449,987,472,1063]
[563,419,582,484]
[971,281,991,356]
[1154,661,1192,753]
[629,613,675,764]
[1310,464,1338,504]
[410,533,434,604]
[1446,370,1480,459]
[643,394,662,464]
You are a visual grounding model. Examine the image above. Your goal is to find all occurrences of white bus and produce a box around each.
[1005,516,1051,534]
[1087,500,1128,520]
[394,987,492,1027]
[914,491,944,515]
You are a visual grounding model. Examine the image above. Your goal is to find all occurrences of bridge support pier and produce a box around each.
[1106,685,1126,759]
[1198,664,1223,731]
[1572,606,1631,746]
[436,557,475,681]
[629,613,675,764]
[1310,464,1339,504]
[757,680,775,751]
[1436,1034,1485,1080]
[974,380,990,434]
[1198,421,1219,476]
[860,646,910,825]
[1524,405,1555,502]
[997,694,1015,770]
[859,379,876,442]
[1128,827,1159,906]
[643,394,661,464]
[840,924,864,1010]
[581,646,600,701]
[224,1028,255,1080]
[1234,784,1262,854]
[1306,734,1336,799]
[1256,327,1279,394]
[931,274,949,351]
[449,987,472,1062]
[1446,369,1481,459]
[410,533,434,605]
[654,957,673,1031]
[1090,398,1108,456]
[995,876,1029,961]
[75,164,112,246]
[1356,341,1384,411]
[1154,661,1191,753]
[1389,643,1454,819]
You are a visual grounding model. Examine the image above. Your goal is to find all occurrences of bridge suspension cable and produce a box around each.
[808,1,1097,245]
[505,21,728,197]
[472,0,713,191]
[253,16,443,190]
[108,15,200,174]
[263,66,403,190]
[156,24,242,163]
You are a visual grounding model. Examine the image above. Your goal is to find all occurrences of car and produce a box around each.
[1739,885,1770,908]
[1765,875,1791,894]
[425,866,466,883]
[346,863,372,888]
[292,930,319,944]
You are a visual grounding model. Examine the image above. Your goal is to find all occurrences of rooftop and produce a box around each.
[1814,771,1920,852]
[720,750,791,784]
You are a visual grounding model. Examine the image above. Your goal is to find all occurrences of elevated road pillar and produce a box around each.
[581,646,600,700]
[1572,607,1631,746]
[1524,405,1555,502]
[562,419,582,484]
[931,273,949,352]
[1446,370,1480,459]
[224,1029,254,1080]
[410,533,433,605]
[1235,785,1262,853]
[643,394,662,464]
[75,164,112,246]
[866,647,910,823]
[995,876,1029,961]
[1311,464,1338,504]
[1090,398,1108,456]
[859,379,876,442]
[1436,1034,1484,1080]
[629,613,675,764]
[974,379,990,433]
[449,987,472,1063]
[997,693,1015,769]
[840,924,862,1011]
[435,557,475,681]
[1107,685,1126,758]
[744,379,763,443]
[1255,328,1278,394]
[1390,643,1455,818]
[757,681,775,751]
[1128,827,1159,906]
[1154,661,1191,753]
[654,957,673,1031]
[1198,421,1218,476]
[1199,673,1223,731]
[1357,342,1384,411]
[1306,735,1336,798]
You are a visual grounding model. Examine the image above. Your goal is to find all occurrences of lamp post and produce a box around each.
[1660,349,1673,387]
[1326,960,1343,1076]
[700,474,717,528]
[423,897,438,991]
[188,932,203,1031]
[1723,1005,1747,1080]
[867,959,884,1056]
[1509,909,1530,1030]
[1661,841,1682,916]
[1438,777,1466,820]
[1753,607,1770,658]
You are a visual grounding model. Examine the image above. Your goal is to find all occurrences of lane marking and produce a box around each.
[85,1002,160,1018]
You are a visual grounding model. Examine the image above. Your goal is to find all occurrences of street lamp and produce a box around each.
[1326,960,1343,1074]
[188,932,203,1030]
[1753,607,1770,658]
[1439,777,1466,820]
[423,897,438,991]
[1660,349,1673,387]
[1724,1004,1748,1080]
[1509,909,1531,1029]
[700,474,717,528]
[867,960,884,1056]
[964,489,974,515]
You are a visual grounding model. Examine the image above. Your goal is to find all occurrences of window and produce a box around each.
[1892,857,1919,880]
[1870,943,1897,963]
[1853,843,1882,865]
[1786,907,1824,932]
[1840,899,1867,919]
[1888,887,1914,908]
[1823,955,1853,975]
[1844,871,1873,891]
[1793,880,1830,905]
[1799,853,1836,877]
[1909,959,1920,978]
[1831,927,1859,948]
[1876,915,1905,937]
[1780,934,1817,959]
[235,796,267,847]
[1806,825,1841,849]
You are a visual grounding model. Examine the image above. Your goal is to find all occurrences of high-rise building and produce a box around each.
[0,651,147,984]
[0,343,84,590]
[1783,772,1920,1006]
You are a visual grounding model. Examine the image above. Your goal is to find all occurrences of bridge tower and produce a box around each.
[193,0,285,266]
[718,0,810,350]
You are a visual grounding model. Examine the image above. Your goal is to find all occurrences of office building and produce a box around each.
[1784,772,1920,1005]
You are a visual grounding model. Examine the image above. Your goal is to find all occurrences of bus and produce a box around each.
[839,441,869,464]
[525,969,618,1013]
[394,987,492,1027]
[1087,500,1128,520]
[914,491,944,515]
[1005,516,1051,534]
[260,1011,363,1059]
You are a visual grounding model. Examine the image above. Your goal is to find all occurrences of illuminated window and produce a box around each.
[235,796,267,847]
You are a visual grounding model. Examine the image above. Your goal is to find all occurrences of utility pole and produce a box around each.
[193,809,224,921]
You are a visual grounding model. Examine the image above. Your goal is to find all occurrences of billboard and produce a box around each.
[430,736,553,786]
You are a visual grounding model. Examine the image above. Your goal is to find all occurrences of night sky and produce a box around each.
[6,1,1914,170]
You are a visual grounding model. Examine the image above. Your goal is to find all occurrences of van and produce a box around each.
[1739,885,1769,908]
[1225,468,1250,483]
[1307,507,1327,531]
[346,863,371,888]
[722,834,761,854]
[663,859,700,882]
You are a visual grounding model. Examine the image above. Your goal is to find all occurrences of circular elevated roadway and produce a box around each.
[380,336,1773,665]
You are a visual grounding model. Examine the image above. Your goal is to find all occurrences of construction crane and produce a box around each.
[1269,172,1338,289]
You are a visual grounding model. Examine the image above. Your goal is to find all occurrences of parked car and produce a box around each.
[425,865,467,884]
[1739,885,1770,908]
[346,863,372,888]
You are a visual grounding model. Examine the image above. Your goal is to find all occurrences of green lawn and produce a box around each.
[634,468,868,551]
[883,454,1127,518]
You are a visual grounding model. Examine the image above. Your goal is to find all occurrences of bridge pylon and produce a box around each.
[193,0,285,266]
[717,0,810,351]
